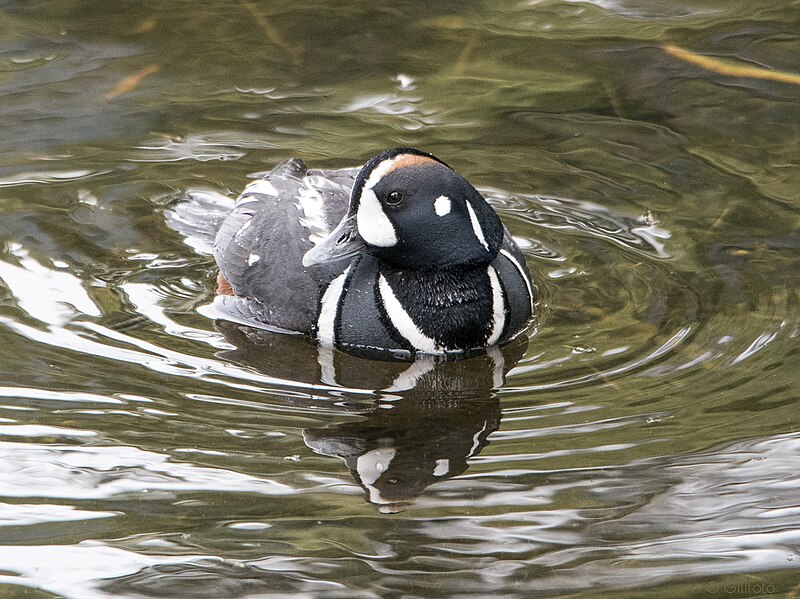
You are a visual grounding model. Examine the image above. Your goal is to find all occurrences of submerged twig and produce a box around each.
[239,0,302,66]
[453,30,480,77]
[662,44,800,85]
[104,64,160,100]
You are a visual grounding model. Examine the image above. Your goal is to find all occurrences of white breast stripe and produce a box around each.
[378,275,440,353]
[317,266,351,346]
[500,249,534,310]
[486,265,506,346]
[466,201,489,251]
[357,188,397,247]
[434,195,452,217]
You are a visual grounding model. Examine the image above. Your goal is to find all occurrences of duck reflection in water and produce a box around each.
[215,321,527,512]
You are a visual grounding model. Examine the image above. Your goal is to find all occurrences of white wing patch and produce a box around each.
[297,177,330,245]
[378,275,440,353]
[434,195,451,217]
[241,178,278,199]
[466,201,489,251]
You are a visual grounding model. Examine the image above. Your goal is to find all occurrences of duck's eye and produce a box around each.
[385,191,404,207]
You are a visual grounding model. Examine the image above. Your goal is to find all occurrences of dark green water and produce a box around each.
[0,1,798,597]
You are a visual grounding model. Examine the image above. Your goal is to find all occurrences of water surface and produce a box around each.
[0,1,799,597]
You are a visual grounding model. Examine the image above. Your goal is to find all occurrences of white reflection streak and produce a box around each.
[732,322,784,365]
[0,387,124,404]
[0,544,200,599]
[0,440,293,499]
[1,312,374,399]
[0,424,95,438]
[120,282,230,349]
[0,246,374,397]
[0,246,100,326]
[0,503,116,527]
[0,169,108,187]
[506,325,692,391]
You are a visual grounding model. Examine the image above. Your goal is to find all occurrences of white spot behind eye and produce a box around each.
[357,188,397,247]
[434,195,451,217]
[247,253,260,266]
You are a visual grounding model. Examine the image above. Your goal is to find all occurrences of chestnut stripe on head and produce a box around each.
[381,153,439,175]
[362,153,440,191]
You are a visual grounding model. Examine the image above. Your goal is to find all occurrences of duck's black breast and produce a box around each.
[213,159,357,333]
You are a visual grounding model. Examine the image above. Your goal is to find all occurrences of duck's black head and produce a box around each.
[303,148,504,270]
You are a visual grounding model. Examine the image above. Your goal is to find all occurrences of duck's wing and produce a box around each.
[213,159,356,334]
[164,189,234,256]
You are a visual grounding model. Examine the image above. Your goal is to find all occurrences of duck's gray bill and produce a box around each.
[302,214,366,267]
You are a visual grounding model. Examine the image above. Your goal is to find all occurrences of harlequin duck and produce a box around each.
[213,148,536,355]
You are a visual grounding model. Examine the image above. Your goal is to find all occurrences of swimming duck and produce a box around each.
[213,147,536,356]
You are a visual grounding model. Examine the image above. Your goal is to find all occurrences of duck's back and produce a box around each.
[213,159,357,333]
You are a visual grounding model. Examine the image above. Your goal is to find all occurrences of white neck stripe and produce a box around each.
[466,201,489,251]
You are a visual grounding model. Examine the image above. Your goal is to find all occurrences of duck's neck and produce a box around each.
[378,263,499,352]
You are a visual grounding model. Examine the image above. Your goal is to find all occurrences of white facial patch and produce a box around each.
[356,188,397,247]
[434,195,451,217]
[465,201,489,252]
